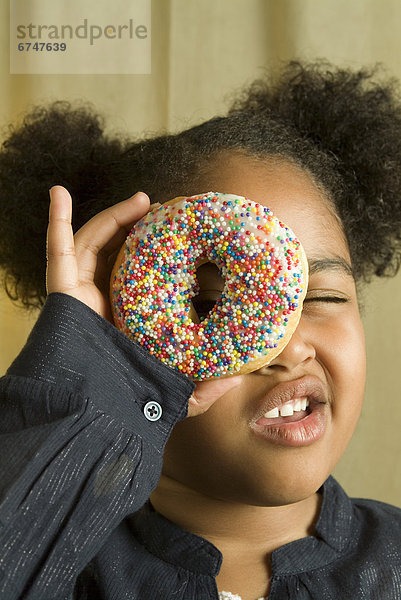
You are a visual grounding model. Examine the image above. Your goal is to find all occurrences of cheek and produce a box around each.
[315,309,366,435]
[162,410,237,495]
[162,386,257,494]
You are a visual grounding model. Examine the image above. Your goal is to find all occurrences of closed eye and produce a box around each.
[304,295,348,304]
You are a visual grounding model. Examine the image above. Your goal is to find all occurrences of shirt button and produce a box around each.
[143,401,163,421]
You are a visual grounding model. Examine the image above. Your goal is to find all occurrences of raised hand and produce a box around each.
[46,185,242,415]
[46,185,150,322]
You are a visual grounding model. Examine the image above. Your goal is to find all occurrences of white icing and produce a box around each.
[111,192,307,380]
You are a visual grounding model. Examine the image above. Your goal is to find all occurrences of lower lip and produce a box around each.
[251,403,328,447]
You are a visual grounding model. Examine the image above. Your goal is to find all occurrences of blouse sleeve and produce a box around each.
[0,293,194,600]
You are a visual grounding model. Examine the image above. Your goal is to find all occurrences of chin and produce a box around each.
[246,477,325,507]
[163,422,341,508]
[224,474,326,507]
[175,455,332,508]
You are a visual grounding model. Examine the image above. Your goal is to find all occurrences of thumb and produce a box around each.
[187,375,243,418]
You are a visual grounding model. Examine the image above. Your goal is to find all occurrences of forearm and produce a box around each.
[0,293,194,599]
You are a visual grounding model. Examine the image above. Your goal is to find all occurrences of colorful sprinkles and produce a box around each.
[111,192,306,380]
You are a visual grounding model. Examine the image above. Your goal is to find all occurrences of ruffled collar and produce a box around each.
[128,476,353,579]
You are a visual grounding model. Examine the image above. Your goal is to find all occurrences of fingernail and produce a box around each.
[49,186,60,200]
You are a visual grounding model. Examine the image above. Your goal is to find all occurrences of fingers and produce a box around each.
[74,191,150,281]
[46,186,79,294]
[187,375,243,418]
[75,191,150,256]
[47,186,151,296]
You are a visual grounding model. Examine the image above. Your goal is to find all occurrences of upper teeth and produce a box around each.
[263,397,309,418]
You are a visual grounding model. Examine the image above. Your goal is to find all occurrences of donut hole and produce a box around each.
[191,262,224,322]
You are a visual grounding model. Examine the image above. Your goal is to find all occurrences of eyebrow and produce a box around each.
[308,257,354,279]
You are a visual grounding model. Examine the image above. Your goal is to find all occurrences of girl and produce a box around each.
[0,61,401,599]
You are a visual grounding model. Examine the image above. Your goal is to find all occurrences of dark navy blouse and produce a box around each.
[0,293,400,599]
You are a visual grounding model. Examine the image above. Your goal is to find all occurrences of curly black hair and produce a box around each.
[1,61,401,309]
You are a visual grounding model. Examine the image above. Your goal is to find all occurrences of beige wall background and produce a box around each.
[1,0,400,505]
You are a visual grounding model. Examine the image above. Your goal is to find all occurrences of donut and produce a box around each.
[110,192,308,380]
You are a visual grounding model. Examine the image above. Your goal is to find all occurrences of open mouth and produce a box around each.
[259,396,312,425]
[250,377,329,446]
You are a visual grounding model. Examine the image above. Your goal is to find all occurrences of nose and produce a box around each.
[257,322,316,374]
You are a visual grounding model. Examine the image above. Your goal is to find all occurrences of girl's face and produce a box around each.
[160,154,366,506]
